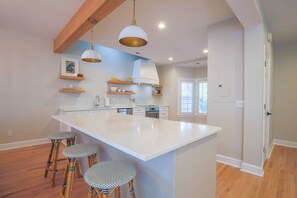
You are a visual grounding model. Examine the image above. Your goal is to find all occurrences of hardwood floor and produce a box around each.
[217,145,297,198]
[0,144,88,198]
[0,144,296,197]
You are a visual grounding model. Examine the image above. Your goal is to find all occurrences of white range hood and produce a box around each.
[132,59,159,85]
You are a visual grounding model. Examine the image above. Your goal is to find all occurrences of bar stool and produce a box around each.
[44,132,77,187]
[61,144,99,198]
[84,161,137,198]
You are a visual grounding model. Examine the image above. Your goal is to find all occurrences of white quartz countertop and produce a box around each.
[52,112,220,161]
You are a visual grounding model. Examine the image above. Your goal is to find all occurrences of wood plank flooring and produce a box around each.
[0,144,296,197]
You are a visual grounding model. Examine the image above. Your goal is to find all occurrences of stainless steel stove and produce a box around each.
[145,105,159,118]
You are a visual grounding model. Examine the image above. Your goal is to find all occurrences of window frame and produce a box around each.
[177,78,196,116]
[196,78,208,116]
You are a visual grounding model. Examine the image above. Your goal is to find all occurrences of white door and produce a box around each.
[263,45,272,161]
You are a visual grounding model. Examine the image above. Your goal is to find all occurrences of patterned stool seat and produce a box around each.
[62,144,99,158]
[84,161,136,189]
[48,132,76,140]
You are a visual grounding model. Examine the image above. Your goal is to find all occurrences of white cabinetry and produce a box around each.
[159,106,169,120]
[133,107,145,117]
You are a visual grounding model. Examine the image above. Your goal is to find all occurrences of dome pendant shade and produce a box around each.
[81,49,102,62]
[119,0,148,47]
[81,24,102,63]
[119,25,148,47]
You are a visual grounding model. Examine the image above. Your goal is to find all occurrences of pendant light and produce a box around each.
[81,19,102,62]
[119,0,148,47]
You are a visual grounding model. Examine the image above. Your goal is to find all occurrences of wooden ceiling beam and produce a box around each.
[54,0,125,53]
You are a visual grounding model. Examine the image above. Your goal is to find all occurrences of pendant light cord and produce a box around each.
[131,0,136,25]
[90,27,94,50]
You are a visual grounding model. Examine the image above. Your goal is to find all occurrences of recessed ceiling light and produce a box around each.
[158,23,166,29]
[203,49,208,53]
[169,57,173,61]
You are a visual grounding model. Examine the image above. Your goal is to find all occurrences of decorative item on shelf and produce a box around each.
[81,18,102,63]
[127,77,132,82]
[119,0,148,47]
[61,57,79,77]
[107,91,135,95]
[110,87,117,92]
[111,77,119,81]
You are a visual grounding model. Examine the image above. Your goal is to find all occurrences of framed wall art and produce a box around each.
[61,57,79,76]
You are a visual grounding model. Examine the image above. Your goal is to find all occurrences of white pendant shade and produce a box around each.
[119,25,148,47]
[81,49,102,62]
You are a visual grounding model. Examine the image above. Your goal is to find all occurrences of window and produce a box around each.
[178,79,195,114]
[197,80,208,114]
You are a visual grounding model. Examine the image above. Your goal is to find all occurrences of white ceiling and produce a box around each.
[0,0,84,39]
[80,0,235,65]
[260,0,297,44]
[1,0,297,64]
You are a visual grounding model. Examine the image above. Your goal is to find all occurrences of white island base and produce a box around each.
[75,129,217,198]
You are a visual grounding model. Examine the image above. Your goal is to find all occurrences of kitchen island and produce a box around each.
[53,112,221,198]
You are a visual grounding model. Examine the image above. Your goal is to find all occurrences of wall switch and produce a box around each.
[235,100,244,108]
[8,130,13,137]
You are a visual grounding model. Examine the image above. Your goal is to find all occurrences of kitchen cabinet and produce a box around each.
[159,106,169,120]
[133,107,145,117]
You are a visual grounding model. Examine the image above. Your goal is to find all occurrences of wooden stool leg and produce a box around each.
[128,180,136,198]
[64,158,78,198]
[101,189,108,198]
[75,159,82,178]
[61,159,70,197]
[51,140,61,187]
[86,154,97,197]
[66,137,75,147]
[115,187,121,198]
[44,140,54,178]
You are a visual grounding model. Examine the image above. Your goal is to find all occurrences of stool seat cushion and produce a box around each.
[62,144,99,158]
[48,132,76,140]
[84,161,136,189]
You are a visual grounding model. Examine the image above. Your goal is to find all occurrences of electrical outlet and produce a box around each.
[8,130,13,137]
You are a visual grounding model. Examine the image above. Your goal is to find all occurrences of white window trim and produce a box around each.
[196,78,208,116]
[177,78,196,117]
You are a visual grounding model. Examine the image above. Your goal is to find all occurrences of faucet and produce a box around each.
[129,96,135,104]
[94,95,100,108]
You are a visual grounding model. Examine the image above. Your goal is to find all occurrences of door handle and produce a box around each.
[266,112,272,116]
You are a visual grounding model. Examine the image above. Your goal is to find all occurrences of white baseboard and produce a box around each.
[217,154,242,168]
[0,138,50,151]
[240,163,264,177]
[273,139,297,149]
[268,143,274,158]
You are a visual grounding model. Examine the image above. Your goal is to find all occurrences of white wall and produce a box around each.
[207,17,244,161]
[157,66,207,123]
[0,28,60,143]
[243,24,265,167]
[273,41,297,142]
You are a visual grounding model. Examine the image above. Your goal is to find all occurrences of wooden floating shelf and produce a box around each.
[107,80,134,85]
[152,84,163,88]
[60,75,85,80]
[107,91,135,95]
[152,93,163,96]
[59,89,85,93]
